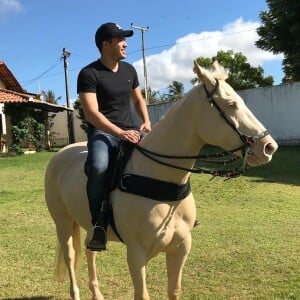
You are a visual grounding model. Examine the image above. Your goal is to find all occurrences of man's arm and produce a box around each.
[131,87,151,132]
[80,92,141,143]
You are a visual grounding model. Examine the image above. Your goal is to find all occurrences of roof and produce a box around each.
[0,61,23,92]
[0,61,72,113]
[0,89,72,112]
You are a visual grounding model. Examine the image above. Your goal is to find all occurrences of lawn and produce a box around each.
[0,146,300,299]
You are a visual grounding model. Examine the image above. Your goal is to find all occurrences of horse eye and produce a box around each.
[229,101,237,109]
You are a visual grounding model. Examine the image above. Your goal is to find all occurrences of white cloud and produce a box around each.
[133,18,283,91]
[0,0,23,18]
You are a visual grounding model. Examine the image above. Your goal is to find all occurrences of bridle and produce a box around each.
[202,79,270,173]
[135,79,270,179]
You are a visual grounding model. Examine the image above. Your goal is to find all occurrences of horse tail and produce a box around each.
[55,221,82,280]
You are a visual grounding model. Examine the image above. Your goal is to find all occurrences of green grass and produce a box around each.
[0,146,300,299]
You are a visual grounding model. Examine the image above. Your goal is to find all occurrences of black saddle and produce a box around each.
[87,141,191,243]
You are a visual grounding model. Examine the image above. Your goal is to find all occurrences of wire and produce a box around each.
[20,27,257,85]
[128,28,257,55]
[22,58,62,87]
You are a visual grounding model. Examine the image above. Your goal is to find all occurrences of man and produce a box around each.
[77,22,151,251]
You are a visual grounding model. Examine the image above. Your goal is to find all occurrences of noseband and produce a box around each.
[135,80,270,179]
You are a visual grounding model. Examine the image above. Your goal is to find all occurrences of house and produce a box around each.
[0,61,70,153]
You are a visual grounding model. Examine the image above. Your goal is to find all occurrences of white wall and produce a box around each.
[238,82,300,143]
[147,82,300,144]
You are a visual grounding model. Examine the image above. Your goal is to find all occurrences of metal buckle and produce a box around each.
[120,174,131,190]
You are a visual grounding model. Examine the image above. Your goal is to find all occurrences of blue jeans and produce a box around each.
[86,128,121,225]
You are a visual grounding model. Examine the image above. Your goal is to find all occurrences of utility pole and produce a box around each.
[131,23,149,104]
[62,47,75,144]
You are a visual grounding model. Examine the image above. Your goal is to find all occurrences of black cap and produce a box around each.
[95,22,134,48]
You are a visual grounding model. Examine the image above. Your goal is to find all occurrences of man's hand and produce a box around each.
[139,121,151,133]
[119,130,141,144]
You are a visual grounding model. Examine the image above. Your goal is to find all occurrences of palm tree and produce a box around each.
[46,90,61,104]
[167,81,184,101]
[142,87,162,104]
[44,90,61,149]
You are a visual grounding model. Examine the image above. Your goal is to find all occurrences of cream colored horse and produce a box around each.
[45,61,278,300]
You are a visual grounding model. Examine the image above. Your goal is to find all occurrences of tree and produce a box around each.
[142,87,161,104]
[167,81,184,101]
[42,90,61,150]
[193,50,274,90]
[255,0,300,83]
[142,87,171,104]
[4,104,46,154]
[46,90,61,104]
[73,97,88,133]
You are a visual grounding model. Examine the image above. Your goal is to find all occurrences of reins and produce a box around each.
[135,144,244,179]
[135,80,270,179]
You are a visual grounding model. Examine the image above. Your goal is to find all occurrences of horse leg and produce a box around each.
[55,215,80,300]
[85,248,104,300]
[127,244,150,300]
[166,233,192,300]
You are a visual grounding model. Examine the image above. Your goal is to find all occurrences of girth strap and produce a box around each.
[119,174,191,201]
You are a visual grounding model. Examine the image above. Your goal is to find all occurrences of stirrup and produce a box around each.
[193,220,200,227]
[86,225,107,251]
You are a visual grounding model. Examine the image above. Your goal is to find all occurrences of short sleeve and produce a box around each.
[132,66,139,89]
[77,68,97,94]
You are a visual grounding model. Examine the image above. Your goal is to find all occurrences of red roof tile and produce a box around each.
[0,89,71,112]
[0,88,39,103]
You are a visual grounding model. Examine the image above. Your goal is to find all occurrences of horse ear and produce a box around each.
[212,60,228,80]
[193,60,216,88]
[212,60,221,72]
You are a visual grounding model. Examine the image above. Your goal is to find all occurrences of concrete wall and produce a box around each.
[50,110,86,145]
[238,82,300,144]
[51,82,300,145]
[146,82,300,144]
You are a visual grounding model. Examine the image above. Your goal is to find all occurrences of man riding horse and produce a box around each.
[77,22,151,251]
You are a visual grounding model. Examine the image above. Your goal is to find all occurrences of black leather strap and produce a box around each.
[118,173,191,201]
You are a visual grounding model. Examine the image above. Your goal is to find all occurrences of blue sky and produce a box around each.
[0,0,283,105]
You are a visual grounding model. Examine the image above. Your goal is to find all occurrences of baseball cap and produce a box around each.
[95,22,134,48]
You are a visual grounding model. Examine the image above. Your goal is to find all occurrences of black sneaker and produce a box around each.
[86,226,107,251]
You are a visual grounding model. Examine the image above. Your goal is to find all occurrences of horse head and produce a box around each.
[193,60,278,167]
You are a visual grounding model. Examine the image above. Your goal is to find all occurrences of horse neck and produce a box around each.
[129,87,206,184]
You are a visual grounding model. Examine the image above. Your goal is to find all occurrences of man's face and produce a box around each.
[104,37,128,60]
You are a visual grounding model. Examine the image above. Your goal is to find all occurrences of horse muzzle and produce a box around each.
[247,134,278,166]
